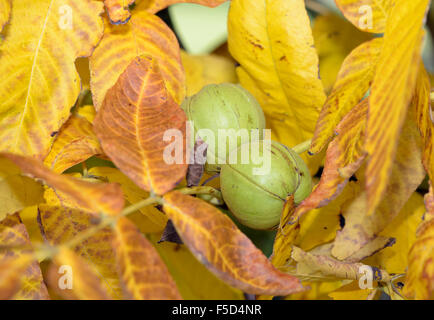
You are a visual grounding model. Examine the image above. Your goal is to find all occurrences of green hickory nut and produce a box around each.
[181,83,266,173]
[220,140,312,230]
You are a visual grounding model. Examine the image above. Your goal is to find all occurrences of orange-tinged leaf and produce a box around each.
[312,13,373,93]
[104,0,135,24]
[163,191,304,296]
[335,0,393,33]
[0,255,33,300]
[39,192,122,298]
[0,214,49,299]
[149,234,244,300]
[94,56,188,195]
[48,247,112,300]
[90,10,184,110]
[138,0,227,14]
[332,116,425,260]
[0,0,10,31]
[44,115,103,173]
[88,167,167,233]
[0,0,104,159]
[112,217,182,300]
[365,0,429,215]
[403,218,434,299]
[296,99,368,219]
[311,38,382,154]
[181,50,237,96]
[0,153,124,215]
[227,0,326,171]
[413,64,434,182]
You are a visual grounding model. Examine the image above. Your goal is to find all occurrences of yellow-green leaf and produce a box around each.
[0,0,104,159]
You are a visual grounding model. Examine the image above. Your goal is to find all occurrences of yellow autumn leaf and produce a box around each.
[39,190,123,299]
[44,114,103,173]
[414,64,434,182]
[403,190,434,300]
[112,217,182,300]
[0,254,34,300]
[0,153,125,215]
[88,166,167,233]
[365,0,430,215]
[48,247,112,300]
[181,50,237,96]
[76,104,96,123]
[311,38,382,154]
[332,115,426,260]
[312,13,373,93]
[0,0,104,159]
[0,214,49,299]
[0,0,10,31]
[363,193,425,274]
[335,0,393,33]
[328,281,373,300]
[90,10,185,110]
[0,158,44,222]
[149,233,244,300]
[227,0,326,172]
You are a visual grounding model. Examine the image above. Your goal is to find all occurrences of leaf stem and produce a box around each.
[39,196,161,260]
[177,185,223,200]
[292,139,312,154]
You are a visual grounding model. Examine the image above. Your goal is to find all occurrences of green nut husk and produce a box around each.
[220,140,312,230]
[181,83,266,173]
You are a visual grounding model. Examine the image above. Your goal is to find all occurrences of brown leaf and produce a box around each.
[112,217,182,299]
[0,153,124,215]
[162,191,303,296]
[186,138,207,187]
[159,220,183,245]
[94,56,188,195]
[48,247,112,300]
